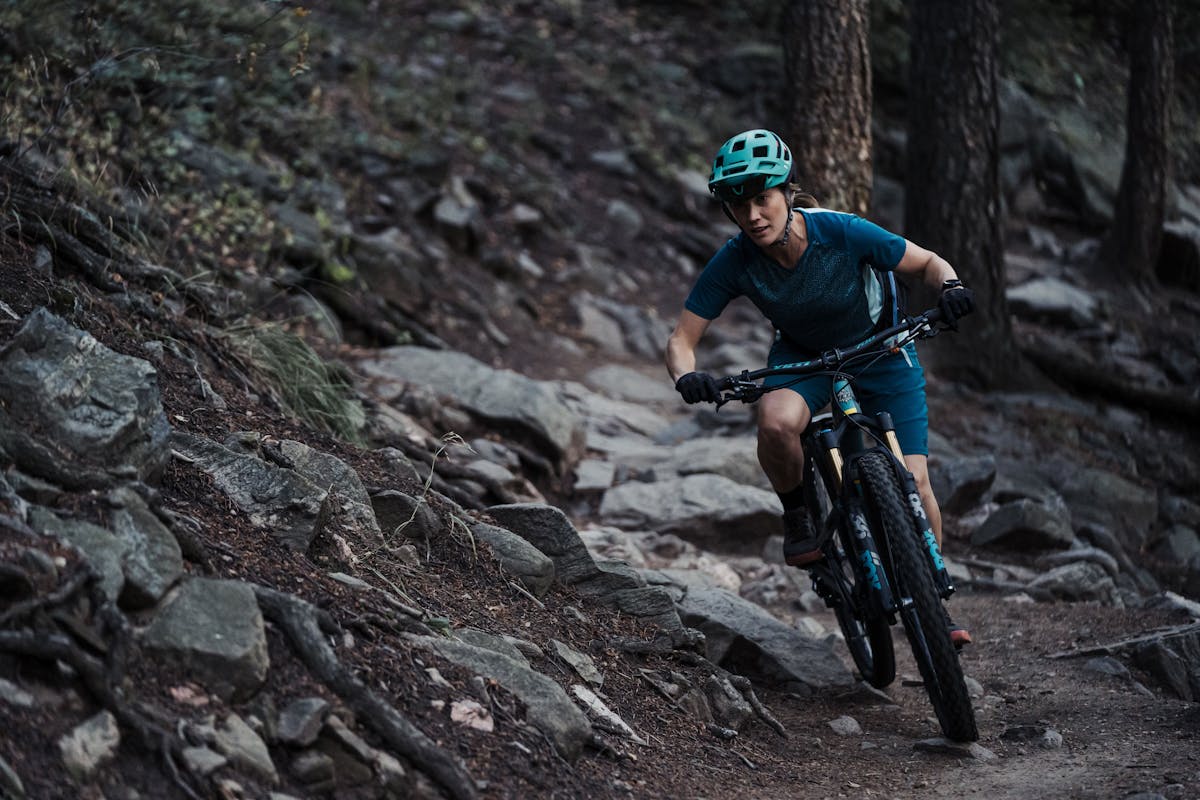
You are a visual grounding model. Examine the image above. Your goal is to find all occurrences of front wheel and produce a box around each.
[857,451,978,742]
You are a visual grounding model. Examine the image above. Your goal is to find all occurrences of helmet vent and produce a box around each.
[731,140,746,151]
[752,145,769,158]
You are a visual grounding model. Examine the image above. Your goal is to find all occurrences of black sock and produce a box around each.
[776,486,806,511]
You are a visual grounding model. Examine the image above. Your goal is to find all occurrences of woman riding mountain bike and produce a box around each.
[665,128,975,645]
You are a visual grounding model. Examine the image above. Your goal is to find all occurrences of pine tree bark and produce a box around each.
[905,0,1019,387]
[1103,0,1175,284]
[782,0,872,215]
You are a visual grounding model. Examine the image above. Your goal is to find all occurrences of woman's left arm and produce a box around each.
[892,240,960,290]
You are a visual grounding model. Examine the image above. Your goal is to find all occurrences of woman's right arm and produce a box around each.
[665,310,712,384]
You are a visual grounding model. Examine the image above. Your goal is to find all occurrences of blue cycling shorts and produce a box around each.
[763,340,929,456]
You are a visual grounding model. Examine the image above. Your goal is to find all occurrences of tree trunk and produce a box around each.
[1102,0,1175,284]
[782,0,872,215]
[905,0,1019,387]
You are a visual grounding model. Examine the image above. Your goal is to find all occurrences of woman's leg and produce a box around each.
[756,389,811,492]
[758,390,827,565]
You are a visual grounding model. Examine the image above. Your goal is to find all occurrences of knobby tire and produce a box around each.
[857,451,978,742]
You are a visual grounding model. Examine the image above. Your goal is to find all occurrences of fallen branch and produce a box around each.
[1020,332,1200,418]
[0,566,91,628]
[1046,622,1200,659]
[961,576,1056,602]
[727,675,787,738]
[0,629,201,799]
[252,584,479,800]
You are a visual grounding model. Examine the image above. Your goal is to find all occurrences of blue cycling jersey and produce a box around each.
[684,208,907,353]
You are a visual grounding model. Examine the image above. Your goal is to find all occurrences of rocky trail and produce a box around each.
[2,1,1200,798]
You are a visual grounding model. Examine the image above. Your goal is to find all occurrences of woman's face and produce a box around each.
[725,187,789,245]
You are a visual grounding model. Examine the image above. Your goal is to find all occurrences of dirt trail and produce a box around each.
[718,592,1200,800]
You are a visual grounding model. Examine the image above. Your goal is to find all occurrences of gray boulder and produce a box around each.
[1133,633,1200,701]
[172,431,334,552]
[371,490,441,542]
[470,521,556,597]
[409,636,592,761]
[107,488,184,609]
[358,347,585,472]
[614,436,769,489]
[971,499,1075,551]
[1150,525,1200,564]
[599,474,783,554]
[1006,277,1100,328]
[142,578,269,702]
[29,508,126,603]
[1052,466,1158,554]
[239,435,381,542]
[0,308,170,489]
[928,454,996,516]
[1028,562,1122,606]
[485,503,681,629]
[677,587,853,693]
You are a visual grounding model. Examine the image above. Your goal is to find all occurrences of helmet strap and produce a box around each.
[771,205,794,248]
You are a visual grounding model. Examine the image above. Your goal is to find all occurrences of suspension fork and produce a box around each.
[842,493,896,617]
[805,428,896,618]
[875,412,956,599]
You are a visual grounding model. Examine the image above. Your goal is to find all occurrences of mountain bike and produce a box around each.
[714,307,978,742]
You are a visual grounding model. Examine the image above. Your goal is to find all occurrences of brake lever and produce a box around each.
[715,379,763,408]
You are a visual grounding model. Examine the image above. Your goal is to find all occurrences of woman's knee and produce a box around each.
[757,393,811,442]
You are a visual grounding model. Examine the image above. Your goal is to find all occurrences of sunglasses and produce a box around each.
[710,174,773,204]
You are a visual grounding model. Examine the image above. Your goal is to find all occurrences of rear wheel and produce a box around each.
[857,451,978,741]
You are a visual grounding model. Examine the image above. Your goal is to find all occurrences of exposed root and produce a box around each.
[252,584,479,800]
[0,629,202,799]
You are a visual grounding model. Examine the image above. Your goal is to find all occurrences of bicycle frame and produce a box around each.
[804,377,955,612]
[716,308,958,603]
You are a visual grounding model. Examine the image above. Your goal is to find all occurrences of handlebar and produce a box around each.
[714,306,951,406]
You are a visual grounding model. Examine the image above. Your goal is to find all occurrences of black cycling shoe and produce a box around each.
[782,508,823,566]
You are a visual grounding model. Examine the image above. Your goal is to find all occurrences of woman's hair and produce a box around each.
[786,181,819,209]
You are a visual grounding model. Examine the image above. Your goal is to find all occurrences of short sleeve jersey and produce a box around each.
[685,208,907,353]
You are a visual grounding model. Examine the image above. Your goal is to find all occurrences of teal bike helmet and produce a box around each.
[708,129,793,203]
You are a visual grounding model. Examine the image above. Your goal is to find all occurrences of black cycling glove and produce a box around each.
[675,371,720,404]
[938,280,975,324]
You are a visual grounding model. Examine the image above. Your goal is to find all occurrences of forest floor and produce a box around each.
[4,242,1199,800]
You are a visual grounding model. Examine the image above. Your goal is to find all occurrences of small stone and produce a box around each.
[828,715,862,736]
[277,697,330,747]
[1040,729,1064,749]
[914,737,998,761]
[290,751,335,784]
[182,746,227,777]
[58,711,120,782]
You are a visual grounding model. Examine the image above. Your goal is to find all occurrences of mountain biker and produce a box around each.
[665,129,975,646]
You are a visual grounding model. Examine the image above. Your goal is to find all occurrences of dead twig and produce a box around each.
[252,584,479,800]
[0,629,202,799]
